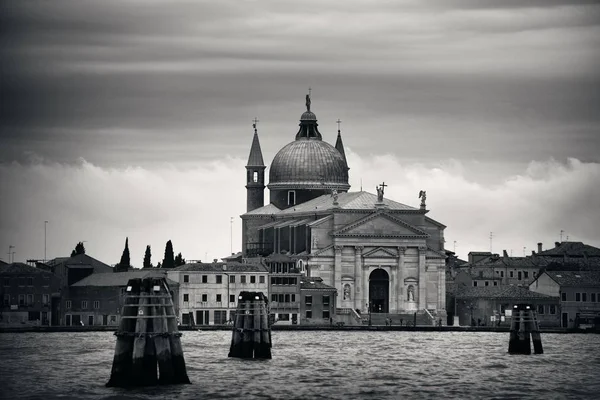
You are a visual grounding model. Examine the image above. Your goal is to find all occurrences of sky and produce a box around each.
[1,0,599,265]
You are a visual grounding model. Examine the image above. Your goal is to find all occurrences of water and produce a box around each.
[1,331,599,399]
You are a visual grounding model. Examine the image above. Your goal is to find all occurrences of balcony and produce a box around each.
[246,242,273,257]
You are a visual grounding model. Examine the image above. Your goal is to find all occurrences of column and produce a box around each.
[334,245,343,308]
[418,246,427,310]
[363,264,369,313]
[439,263,446,312]
[354,246,363,310]
[390,263,397,313]
[397,247,405,311]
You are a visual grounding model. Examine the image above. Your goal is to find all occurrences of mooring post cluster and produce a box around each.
[106,277,191,387]
[228,291,272,359]
[508,304,543,355]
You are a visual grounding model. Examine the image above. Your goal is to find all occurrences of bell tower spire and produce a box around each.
[246,118,266,212]
[334,118,348,171]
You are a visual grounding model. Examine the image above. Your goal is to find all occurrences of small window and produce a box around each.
[582,293,587,302]
[27,277,34,286]
[509,271,514,278]
[549,305,556,314]
[284,294,290,302]
[202,294,207,302]
[202,275,208,283]
[291,294,296,302]
[183,294,189,302]
[484,281,489,286]
[253,171,258,183]
[81,300,88,309]
[18,277,25,287]
[500,271,504,278]
[561,292,567,301]
[271,294,277,302]
[288,190,296,206]
[271,277,276,285]
[229,294,235,303]
[323,310,330,319]
[93,300,100,309]
[518,271,522,280]
[230,275,236,283]
[27,294,33,305]
[183,275,189,283]
[306,310,312,319]
[305,296,312,306]
[216,294,222,302]
[66,300,72,309]
[576,293,581,302]
[537,305,544,314]
[592,293,597,303]
[250,276,256,284]
[323,295,330,306]
[216,275,222,284]
[19,294,25,306]
[259,276,265,284]
[241,275,246,284]
[41,294,49,306]
[278,294,284,302]
[473,281,478,287]
[3,294,9,306]
[493,281,498,286]
[524,271,529,279]
[3,278,9,286]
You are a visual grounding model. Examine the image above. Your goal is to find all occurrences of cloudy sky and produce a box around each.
[1,0,599,265]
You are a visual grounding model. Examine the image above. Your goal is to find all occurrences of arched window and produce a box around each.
[253,171,258,182]
[288,190,296,205]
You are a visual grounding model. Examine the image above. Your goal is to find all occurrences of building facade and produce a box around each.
[167,262,269,326]
[300,276,337,325]
[240,95,447,322]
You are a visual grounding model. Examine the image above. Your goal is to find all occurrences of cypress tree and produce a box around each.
[162,240,175,269]
[116,237,131,272]
[70,242,86,257]
[143,245,153,269]
[174,252,186,267]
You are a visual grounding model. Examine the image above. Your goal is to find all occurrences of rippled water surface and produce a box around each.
[1,331,599,399]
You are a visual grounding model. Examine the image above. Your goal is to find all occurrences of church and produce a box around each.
[241,94,447,321]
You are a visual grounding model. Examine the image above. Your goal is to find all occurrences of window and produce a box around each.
[305,296,312,306]
[241,275,246,284]
[27,294,33,305]
[216,294,222,302]
[183,275,189,283]
[524,271,529,279]
[66,300,72,309]
[27,277,33,286]
[576,293,581,302]
[271,277,276,285]
[323,295,330,306]
[561,292,567,301]
[278,294,284,302]
[549,305,556,314]
[279,313,290,321]
[183,294,189,302]
[323,310,330,319]
[259,276,265,284]
[500,271,504,278]
[283,294,289,302]
[485,281,489,286]
[291,294,296,302]
[271,294,277,302]
[592,293,597,303]
[216,275,222,284]
[250,276,256,284]
[3,294,10,306]
[509,271,514,278]
[229,275,235,283]
[214,310,227,324]
[202,294,207,302]
[493,281,498,286]
[533,272,537,279]
[93,300,100,309]
[230,295,235,303]
[3,277,9,286]
[253,171,258,183]
[81,300,88,309]
[42,294,49,306]
[18,277,25,287]
[518,271,522,281]
[202,275,208,283]
[42,276,49,287]
[537,305,544,314]
[473,281,478,287]
[288,190,296,205]
[305,310,312,319]
[582,293,587,302]
[19,294,25,306]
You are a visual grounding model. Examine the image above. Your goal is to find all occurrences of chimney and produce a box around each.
[222,264,227,271]
[537,243,542,253]
[531,250,535,256]
[213,258,218,263]
[555,242,560,248]
[503,250,509,259]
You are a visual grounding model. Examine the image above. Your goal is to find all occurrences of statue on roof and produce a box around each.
[419,190,427,208]
[376,182,387,202]
[306,93,311,112]
[331,188,338,203]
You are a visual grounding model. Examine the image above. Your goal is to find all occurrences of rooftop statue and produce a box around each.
[306,94,311,112]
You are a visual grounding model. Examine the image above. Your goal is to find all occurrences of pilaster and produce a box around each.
[354,246,363,310]
[418,246,427,310]
[334,245,343,308]
[363,264,369,313]
[397,246,405,311]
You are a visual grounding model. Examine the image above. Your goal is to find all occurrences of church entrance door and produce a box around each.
[369,269,389,313]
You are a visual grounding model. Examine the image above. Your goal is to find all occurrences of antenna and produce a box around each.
[453,241,457,253]
[523,246,526,256]
[489,232,494,253]
[560,229,564,242]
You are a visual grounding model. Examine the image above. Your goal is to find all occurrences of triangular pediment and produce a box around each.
[333,212,429,238]
[426,246,447,259]
[312,245,334,257]
[363,247,398,258]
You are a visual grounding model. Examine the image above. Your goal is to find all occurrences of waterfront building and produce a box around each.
[263,253,302,324]
[529,270,600,329]
[64,270,178,326]
[241,95,447,323]
[42,253,113,287]
[167,261,269,326]
[300,276,338,325]
[0,262,61,326]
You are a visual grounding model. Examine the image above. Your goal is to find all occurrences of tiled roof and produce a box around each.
[0,262,55,275]
[173,262,268,273]
[538,242,600,257]
[545,271,600,287]
[300,277,336,291]
[456,285,556,300]
[46,254,112,271]
[245,203,281,215]
[71,270,178,287]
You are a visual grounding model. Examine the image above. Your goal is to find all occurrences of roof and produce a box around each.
[246,131,265,167]
[0,262,55,275]
[456,285,557,300]
[71,270,178,287]
[46,254,112,272]
[245,203,281,216]
[300,277,336,291]
[173,262,268,273]
[538,242,600,257]
[545,271,600,287]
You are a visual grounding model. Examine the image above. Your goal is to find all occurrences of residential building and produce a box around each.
[300,276,337,325]
[0,263,61,326]
[167,261,268,326]
[64,270,178,326]
[529,270,600,328]
[264,253,302,325]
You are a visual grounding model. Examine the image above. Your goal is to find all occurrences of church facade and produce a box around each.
[241,95,447,320]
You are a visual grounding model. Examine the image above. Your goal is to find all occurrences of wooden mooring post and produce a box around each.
[228,291,272,359]
[508,304,543,355]
[106,277,191,387]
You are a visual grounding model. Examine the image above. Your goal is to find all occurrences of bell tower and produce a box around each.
[246,118,266,212]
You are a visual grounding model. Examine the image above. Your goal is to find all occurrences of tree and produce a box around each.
[143,245,153,269]
[156,261,162,269]
[115,237,131,272]
[174,252,186,267]
[70,242,86,257]
[162,240,175,269]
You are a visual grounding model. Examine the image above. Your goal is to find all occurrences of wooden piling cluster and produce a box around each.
[106,277,191,387]
[508,304,543,355]
[228,291,272,359]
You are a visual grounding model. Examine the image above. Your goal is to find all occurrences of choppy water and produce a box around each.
[1,331,599,399]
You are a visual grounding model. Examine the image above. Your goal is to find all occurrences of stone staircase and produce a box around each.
[364,311,435,326]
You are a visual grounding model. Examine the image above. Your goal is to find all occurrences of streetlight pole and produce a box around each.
[8,246,14,263]
[230,217,233,255]
[44,221,48,262]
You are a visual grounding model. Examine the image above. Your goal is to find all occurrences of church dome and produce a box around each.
[268,139,350,190]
